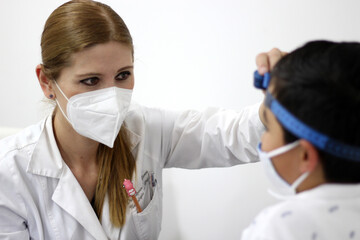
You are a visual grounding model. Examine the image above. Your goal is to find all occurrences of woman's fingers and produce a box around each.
[256,48,286,74]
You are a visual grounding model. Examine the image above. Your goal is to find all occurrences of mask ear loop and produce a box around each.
[267,140,300,158]
[53,80,72,125]
[54,81,70,101]
[267,189,289,200]
[291,171,310,191]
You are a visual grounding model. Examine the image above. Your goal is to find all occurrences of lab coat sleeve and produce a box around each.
[161,102,264,169]
[0,157,30,239]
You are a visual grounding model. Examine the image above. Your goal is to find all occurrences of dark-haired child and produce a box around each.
[242,40,360,240]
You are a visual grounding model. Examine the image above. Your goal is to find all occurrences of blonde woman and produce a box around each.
[0,1,271,239]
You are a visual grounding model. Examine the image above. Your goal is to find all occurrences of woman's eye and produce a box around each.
[80,77,99,86]
[116,71,131,81]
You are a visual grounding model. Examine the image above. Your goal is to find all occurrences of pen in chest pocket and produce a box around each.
[123,179,142,213]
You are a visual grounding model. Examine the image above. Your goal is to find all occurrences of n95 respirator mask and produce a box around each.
[54,81,132,148]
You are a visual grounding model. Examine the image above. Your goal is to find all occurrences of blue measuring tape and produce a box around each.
[265,91,360,161]
[254,70,271,90]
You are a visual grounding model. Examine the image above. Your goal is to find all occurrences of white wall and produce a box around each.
[1,0,360,239]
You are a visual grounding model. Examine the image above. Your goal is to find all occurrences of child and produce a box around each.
[242,40,360,240]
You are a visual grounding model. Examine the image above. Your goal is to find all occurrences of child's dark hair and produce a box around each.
[271,40,360,183]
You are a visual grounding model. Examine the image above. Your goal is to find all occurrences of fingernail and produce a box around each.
[259,66,268,75]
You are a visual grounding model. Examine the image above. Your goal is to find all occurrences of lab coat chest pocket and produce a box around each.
[131,172,162,240]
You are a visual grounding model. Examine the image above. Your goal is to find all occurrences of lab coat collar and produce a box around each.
[100,194,121,239]
[26,114,63,178]
[27,112,141,178]
[25,115,108,239]
[27,112,141,239]
[52,163,109,240]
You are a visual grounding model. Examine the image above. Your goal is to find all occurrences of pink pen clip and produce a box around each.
[123,179,142,213]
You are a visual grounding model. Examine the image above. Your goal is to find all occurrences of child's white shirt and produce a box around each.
[242,183,360,240]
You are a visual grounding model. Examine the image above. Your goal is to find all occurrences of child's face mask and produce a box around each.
[257,141,310,199]
[54,81,132,148]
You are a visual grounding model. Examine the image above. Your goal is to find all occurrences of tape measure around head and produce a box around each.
[254,70,271,90]
[265,91,360,161]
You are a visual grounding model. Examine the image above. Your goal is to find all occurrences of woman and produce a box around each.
[0,1,271,239]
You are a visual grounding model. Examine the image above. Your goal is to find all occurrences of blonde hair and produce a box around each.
[41,0,136,226]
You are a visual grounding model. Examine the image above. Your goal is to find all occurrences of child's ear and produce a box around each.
[298,139,320,173]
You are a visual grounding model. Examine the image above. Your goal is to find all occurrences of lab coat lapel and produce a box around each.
[28,111,143,240]
[101,194,121,239]
[27,116,63,178]
[52,165,108,240]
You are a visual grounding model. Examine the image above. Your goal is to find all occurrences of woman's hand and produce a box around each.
[256,48,287,75]
[255,48,286,126]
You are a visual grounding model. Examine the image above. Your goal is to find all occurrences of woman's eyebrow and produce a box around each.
[75,72,102,78]
[116,66,133,73]
[75,66,134,78]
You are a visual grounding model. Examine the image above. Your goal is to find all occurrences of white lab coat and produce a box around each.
[241,183,360,240]
[0,103,264,240]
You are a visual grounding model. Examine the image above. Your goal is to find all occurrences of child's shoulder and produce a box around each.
[241,199,311,239]
[254,197,313,228]
[242,185,360,240]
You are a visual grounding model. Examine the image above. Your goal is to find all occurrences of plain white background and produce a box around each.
[1,1,360,239]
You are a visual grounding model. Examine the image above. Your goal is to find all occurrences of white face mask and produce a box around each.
[257,141,310,199]
[54,81,132,148]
